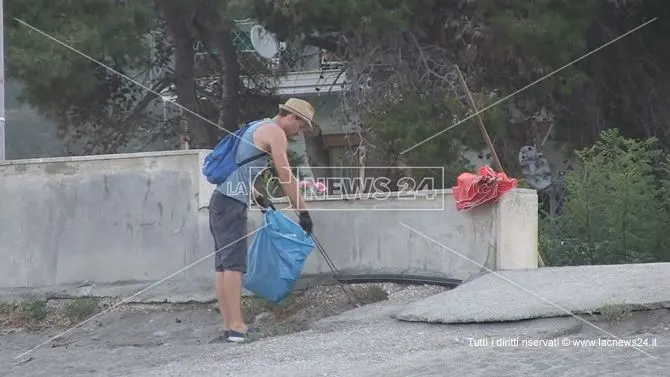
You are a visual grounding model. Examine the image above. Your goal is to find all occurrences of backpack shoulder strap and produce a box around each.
[236,119,271,166]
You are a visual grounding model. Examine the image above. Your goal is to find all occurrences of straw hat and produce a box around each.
[278,98,315,129]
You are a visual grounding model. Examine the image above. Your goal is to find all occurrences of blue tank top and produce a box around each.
[216,119,272,205]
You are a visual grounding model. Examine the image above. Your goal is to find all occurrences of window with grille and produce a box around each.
[231,29,255,52]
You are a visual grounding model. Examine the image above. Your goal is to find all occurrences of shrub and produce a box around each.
[541,129,670,265]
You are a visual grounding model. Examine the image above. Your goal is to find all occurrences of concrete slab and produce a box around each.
[394,263,670,324]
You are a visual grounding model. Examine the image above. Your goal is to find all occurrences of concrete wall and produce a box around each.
[0,150,210,288]
[0,150,538,290]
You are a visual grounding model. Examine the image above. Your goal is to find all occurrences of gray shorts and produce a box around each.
[209,190,248,273]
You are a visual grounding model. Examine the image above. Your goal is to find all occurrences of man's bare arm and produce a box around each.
[256,124,308,211]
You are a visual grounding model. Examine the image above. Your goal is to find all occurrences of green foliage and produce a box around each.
[516,179,532,189]
[363,88,510,185]
[18,300,48,323]
[475,0,600,109]
[483,0,597,66]
[7,0,158,118]
[599,303,633,324]
[6,0,283,152]
[63,298,101,322]
[5,0,172,154]
[540,129,670,266]
[249,0,435,41]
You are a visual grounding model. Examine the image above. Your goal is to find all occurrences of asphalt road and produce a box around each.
[2,293,669,377]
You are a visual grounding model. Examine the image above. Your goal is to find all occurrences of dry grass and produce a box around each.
[2,284,397,340]
[208,283,392,339]
[241,283,390,339]
[0,297,103,330]
[599,303,633,324]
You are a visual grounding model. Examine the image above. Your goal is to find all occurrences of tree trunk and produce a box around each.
[192,0,241,133]
[156,0,213,148]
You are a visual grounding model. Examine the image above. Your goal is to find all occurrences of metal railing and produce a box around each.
[193,21,345,78]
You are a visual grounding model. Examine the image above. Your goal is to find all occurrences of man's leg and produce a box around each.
[223,270,247,335]
[209,190,243,334]
[220,213,250,342]
[215,271,230,331]
[209,191,250,342]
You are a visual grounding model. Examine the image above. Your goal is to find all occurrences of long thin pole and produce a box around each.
[455,65,545,267]
[455,65,503,173]
[0,0,5,161]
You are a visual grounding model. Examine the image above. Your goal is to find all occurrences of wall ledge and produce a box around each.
[0,149,211,166]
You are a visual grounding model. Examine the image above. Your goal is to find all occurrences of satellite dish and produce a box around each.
[250,25,279,59]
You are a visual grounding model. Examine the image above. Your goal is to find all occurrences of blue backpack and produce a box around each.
[202,121,267,185]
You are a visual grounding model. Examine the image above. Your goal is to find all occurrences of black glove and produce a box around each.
[254,194,274,213]
[298,211,313,234]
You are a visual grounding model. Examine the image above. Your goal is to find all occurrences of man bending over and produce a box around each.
[208,98,316,343]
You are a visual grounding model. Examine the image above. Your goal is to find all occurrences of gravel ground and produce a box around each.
[2,284,669,377]
[0,284,444,375]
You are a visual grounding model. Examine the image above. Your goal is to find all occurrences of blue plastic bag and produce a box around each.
[243,208,316,304]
